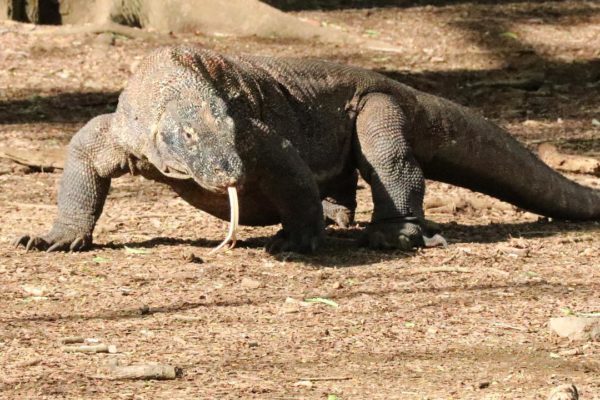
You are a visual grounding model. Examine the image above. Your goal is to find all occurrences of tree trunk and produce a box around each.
[5,0,60,24]
[1,0,399,52]
[7,0,27,22]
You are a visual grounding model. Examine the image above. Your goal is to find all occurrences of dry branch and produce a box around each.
[404,266,471,275]
[110,364,181,380]
[60,336,85,344]
[0,146,65,171]
[13,357,43,368]
[298,376,351,381]
[63,344,110,353]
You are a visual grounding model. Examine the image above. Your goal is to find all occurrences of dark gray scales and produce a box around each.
[13,45,600,253]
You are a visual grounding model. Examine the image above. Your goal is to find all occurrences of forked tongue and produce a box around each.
[208,187,239,254]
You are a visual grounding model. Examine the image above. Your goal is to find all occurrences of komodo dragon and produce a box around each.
[13,45,600,253]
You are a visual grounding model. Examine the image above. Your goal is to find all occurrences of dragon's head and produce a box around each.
[151,97,245,193]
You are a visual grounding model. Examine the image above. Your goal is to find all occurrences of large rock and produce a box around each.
[549,316,600,341]
[547,384,579,400]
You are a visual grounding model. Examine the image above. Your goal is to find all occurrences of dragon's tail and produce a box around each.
[417,97,600,220]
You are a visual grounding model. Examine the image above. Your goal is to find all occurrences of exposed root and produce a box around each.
[30,22,161,40]
[209,186,239,254]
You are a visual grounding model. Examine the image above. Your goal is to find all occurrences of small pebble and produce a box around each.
[241,277,261,289]
[139,304,151,315]
[184,253,204,264]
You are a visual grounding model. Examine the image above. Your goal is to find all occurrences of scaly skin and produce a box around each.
[13,45,600,253]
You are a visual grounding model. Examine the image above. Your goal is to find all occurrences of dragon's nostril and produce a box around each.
[219,160,230,171]
[213,160,230,174]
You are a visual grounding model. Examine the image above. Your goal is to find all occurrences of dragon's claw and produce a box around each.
[13,232,91,252]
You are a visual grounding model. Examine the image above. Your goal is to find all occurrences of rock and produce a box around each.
[294,380,314,388]
[547,384,578,400]
[549,316,600,341]
[139,304,151,315]
[241,277,261,289]
[281,297,313,314]
[94,32,115,46]
[183,252,204,264]
[21,285,47,297]
[332,281,343,290]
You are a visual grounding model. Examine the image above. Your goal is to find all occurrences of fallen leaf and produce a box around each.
[124,246,149,254]
[500,31,518,39]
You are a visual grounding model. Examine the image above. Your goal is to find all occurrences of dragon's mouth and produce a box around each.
[161,164,190,179]
[209,186,239,254]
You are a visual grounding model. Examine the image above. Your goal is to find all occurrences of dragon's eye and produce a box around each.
[183,126,195,141]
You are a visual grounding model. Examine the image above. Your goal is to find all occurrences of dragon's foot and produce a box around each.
[266,227,322,254]
[363,219,446,250]
[13,229,92,252]
[322,200,355,228]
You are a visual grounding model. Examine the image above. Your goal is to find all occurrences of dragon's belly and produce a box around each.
[134,160,281,226]
[168,179,281,226]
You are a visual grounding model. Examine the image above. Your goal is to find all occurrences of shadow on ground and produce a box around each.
[5,277,589,324]
[0,91,119,125]
[263,0,584,11]
[1,56,597,127]
[1,2,598,126]
[93,219,599,268]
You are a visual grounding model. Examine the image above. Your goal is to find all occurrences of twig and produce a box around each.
[13,357,42,368]
[493,322,528,332]
[298,376,351,382]
[438,254,457,265]
[404,266,471,275]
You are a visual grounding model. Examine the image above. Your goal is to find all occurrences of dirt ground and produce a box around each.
[1,1,599,399]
